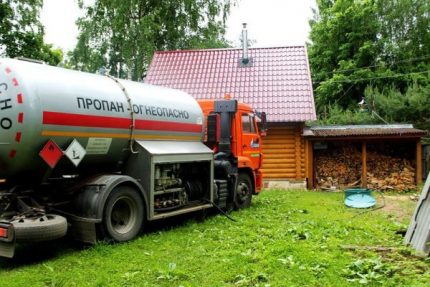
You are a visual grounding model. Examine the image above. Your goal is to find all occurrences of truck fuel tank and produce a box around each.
[0,58,204,182]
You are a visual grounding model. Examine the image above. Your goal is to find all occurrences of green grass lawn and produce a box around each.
[0,190,429,286]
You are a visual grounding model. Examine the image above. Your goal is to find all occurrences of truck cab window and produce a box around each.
[242,114,256,133]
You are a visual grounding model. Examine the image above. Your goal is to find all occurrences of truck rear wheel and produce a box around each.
[13,214,67,243]
[234,173,253,209]
[102,186,144,242]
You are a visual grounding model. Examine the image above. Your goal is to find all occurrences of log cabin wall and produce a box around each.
[261,123,306,180]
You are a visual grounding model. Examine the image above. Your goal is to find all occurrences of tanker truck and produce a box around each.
[0,58,266,258]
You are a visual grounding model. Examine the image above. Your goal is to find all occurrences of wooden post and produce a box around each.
[306,140,314,189]
[362,141,367,188]
[416,140,423,184]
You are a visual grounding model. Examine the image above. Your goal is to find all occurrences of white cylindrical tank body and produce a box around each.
[0,58,204,180]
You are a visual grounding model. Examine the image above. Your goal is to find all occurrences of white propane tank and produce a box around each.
[0,58,204,180]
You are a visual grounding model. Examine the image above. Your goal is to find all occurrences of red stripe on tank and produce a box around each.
[17,93,23,104]
[15,132,22,142]
[12,78,18,86]
[5,67,11,74]
[18,113,24,123]
[43,111,202,133]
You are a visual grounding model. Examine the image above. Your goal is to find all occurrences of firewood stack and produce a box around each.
[315,146,362,189]
[315,145,416,192]
[366,151,416,191]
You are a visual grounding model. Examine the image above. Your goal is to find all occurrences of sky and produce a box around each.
[41,0,317,53]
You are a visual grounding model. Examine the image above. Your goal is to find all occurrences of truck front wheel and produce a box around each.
[234,173,253,209]
[102,186,144,242]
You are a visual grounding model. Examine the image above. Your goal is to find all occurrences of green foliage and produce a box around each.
[309,0,379,109]
[309,0,430,128]
[309,104,380,126]
[1,190,429,286]
[365,82,430,130]
[69,0,234,80]
[0,0,63,65]
[343,257,397,285]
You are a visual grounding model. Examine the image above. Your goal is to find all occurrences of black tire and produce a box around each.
[102,186,144,242]
[234,173,253,210]
[13,214,67,243]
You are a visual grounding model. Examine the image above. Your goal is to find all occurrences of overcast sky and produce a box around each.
[41,0,317,52]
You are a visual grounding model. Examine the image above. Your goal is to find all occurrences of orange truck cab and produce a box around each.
[198,98,266,206]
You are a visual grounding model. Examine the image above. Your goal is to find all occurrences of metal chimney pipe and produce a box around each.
[242,23,249,64]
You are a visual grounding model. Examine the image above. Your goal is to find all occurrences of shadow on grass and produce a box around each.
[0,208,226,269]
[0,238,82,269]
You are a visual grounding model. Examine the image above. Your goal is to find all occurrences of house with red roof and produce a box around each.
[145,46,316,187]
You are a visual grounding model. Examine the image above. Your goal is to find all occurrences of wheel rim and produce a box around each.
[237,181,250,204]
[110,196,137,234]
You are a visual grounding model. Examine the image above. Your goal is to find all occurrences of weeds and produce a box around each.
[343,257,397,285]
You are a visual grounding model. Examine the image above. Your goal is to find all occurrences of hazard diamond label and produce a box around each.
[64,139,86,167]
[39,140,63,168]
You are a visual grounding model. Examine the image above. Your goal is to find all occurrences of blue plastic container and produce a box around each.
[344,188,376,208]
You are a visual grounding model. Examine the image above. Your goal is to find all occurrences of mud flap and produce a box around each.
[69,220,97,244]
[0,222,16,258]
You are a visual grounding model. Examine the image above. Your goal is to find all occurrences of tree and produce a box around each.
[69,0,234,80]
[0,0,62,65]
[365,83,430,131]
[308,0,380,111]
[308,0,430,129]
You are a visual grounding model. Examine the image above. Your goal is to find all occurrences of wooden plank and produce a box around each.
[263,138,296,142]
[263,163,302,167]
[362,141,367,188]
[307,140,314,189]
[263,148,296,154]
[262,143,297,149]
[261,168,299,173]
[262,139,297,144]
[295,128,302,178]
[265,138,290,143]
[263,163,302,169]
[264,158,304,164]
[263,174,299,179]
[416,140,422,184]
[263,154,296,159]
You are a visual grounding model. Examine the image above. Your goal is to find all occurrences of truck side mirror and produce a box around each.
[256,111,268,137]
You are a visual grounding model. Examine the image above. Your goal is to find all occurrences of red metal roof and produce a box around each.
[145,46,316,122]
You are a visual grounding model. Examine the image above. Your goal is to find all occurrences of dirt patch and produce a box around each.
[379,195,417,222]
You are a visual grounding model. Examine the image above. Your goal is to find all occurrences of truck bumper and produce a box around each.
[0,222,16,258]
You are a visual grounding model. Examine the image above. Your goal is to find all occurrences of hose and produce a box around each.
[203,199,237,222]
